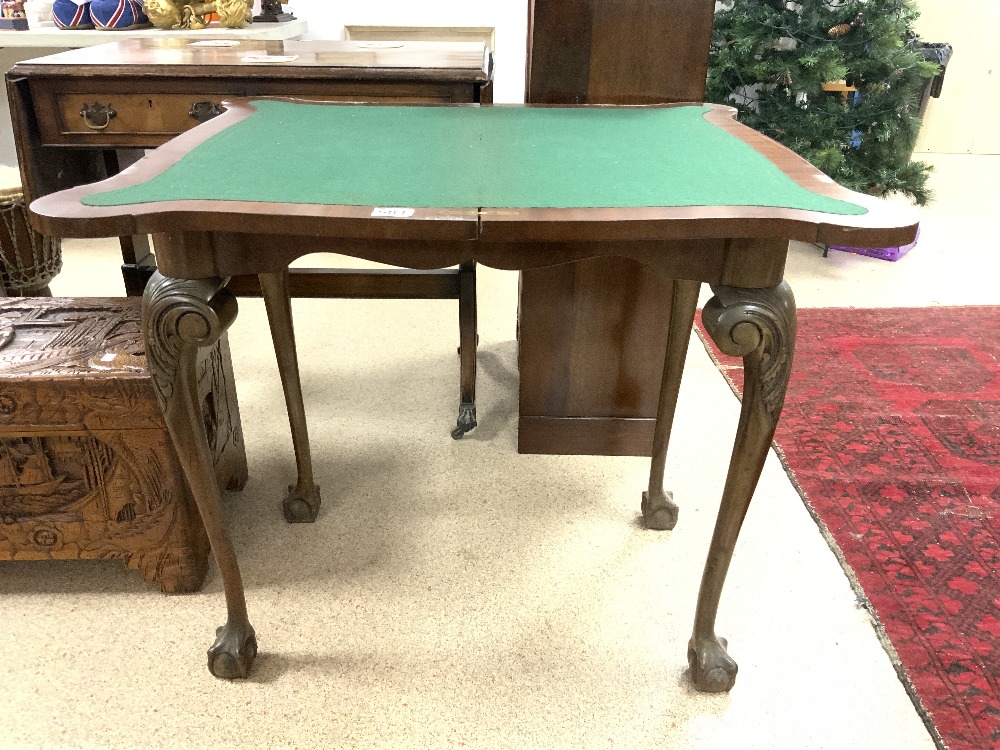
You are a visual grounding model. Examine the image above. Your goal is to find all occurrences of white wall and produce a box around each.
[284,0,529,103]
[912,0,998,154]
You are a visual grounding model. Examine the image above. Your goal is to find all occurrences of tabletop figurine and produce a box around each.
[2,1,26,18]
[253,0,293,22]
[144,0,249,29]
[1,0,28,27]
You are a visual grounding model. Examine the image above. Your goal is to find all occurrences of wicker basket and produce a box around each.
[0,166,62,296]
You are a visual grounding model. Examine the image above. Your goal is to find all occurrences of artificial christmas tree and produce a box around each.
[707,0,942,205]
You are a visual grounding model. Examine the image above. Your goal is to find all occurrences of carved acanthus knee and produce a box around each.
[142,273,237,414]
[701,282,796,419]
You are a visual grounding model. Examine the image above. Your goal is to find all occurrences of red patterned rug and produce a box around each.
[696,306,1000,750]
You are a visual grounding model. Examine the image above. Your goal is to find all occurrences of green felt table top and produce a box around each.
[83,100,866,216]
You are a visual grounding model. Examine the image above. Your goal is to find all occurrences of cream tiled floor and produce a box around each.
[1,153,991,749]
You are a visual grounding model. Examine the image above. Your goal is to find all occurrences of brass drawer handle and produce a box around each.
[80,102,117,130]
[189,101,226,123]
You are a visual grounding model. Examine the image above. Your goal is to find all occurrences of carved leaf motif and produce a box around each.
[702,282,797,421]
[142,273,236,414]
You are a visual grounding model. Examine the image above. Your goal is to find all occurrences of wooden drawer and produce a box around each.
[30,79,480,149]
[51,92,229,143]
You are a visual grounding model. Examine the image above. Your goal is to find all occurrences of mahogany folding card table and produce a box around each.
[30,98,919,693]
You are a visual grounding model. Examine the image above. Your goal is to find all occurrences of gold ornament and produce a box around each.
[143,0,182,27]
[145,0,251,30]
[828,12,864,38]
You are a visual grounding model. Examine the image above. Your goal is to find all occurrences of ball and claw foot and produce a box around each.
[641,489,679,530]
[207,621,258,679]
[687,635,738,693]
[283,483,321,523]
[226,468,250,493]
[451,403,477,440]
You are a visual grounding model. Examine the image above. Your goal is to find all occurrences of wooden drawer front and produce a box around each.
[34,81,478,148]
[52,93,228,144]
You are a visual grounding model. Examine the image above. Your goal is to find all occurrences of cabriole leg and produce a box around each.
[452,260,478,439]
[642,279,701,530]
[143,271,257,679]
[688,281,796,692]
[259,270,322,523]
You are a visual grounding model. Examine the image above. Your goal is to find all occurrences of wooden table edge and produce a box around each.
[28,99,919,249]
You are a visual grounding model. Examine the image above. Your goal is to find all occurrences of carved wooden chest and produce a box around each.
[0,298,247,592]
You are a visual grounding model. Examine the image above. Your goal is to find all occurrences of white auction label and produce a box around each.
[371,207,415,217]
[241,54,300,63]
[188,40,240,47]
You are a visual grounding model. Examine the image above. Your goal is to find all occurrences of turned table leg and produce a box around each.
[642,278,701,530]
[686,281,796,692]
[259,269,322,522]
[143,271,257,678]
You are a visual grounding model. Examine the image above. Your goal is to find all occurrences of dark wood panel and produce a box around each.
[518,0,715,455]
[526,0,714,105]
[518,256,674,419]
[525,0,593,104]
[517,416,656,456]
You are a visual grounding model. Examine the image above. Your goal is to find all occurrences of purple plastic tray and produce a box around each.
[827,228,920,262]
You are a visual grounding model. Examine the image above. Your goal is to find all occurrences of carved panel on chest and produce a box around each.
[0,298,247,592]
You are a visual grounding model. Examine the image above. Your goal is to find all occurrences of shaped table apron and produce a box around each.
[148,232,788,291]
